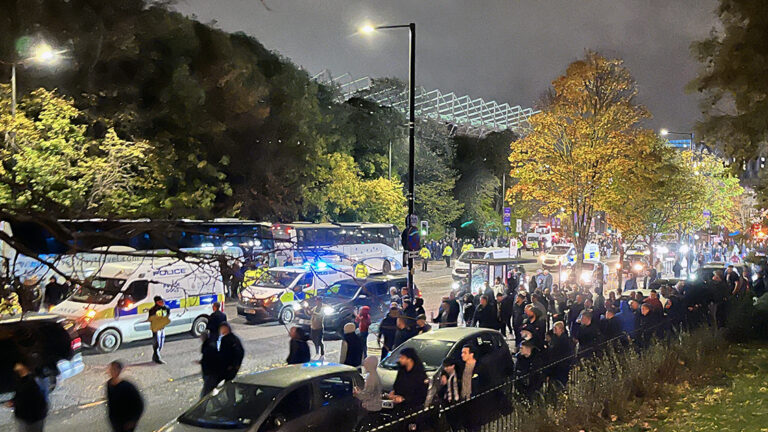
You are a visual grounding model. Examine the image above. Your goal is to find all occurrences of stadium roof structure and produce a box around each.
[313,70,539,137]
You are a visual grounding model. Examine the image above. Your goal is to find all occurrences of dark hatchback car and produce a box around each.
[159,363,365,432]
[0,313,84,399]
[296,274,409,338]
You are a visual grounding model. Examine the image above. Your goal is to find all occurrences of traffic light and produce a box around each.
[420,220,429,236]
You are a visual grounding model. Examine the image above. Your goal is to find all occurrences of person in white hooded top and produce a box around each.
[354,355,383,429]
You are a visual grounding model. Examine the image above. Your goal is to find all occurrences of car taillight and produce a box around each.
[71,337,82,351]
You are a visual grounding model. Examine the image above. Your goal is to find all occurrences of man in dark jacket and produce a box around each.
[390,347,428,413]
[393,317,417,349]
[206,302,227,341]
[567,294,585,335]
[217,322,244,382]
[472,295,499,329]
[445,293,461,327]
[521,305,546,350]
[546,322,574,387]
[497,293,515,338]
[199,333,220,398]
[287,326,311,365]
[378,306,399,358]
[106,361,144,432]
[8,361,47,431]
[574,310,602,360]
[512,293,526,346]
[43,276,66,308]
[513,340,544,400]
[599,308,623,347]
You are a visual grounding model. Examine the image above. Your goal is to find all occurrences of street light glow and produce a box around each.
[660,128,669,136]
[360,24,376,35]
[31,42,58,64]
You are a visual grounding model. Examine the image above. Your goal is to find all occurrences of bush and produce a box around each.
[500,328,728,432]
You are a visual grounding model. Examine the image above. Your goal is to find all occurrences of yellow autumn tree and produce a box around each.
[509,52,648,265]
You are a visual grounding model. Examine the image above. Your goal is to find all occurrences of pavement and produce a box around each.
[0,250,568,431]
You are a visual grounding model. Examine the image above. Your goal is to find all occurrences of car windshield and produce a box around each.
[257,270,301,288]
[459,251,485,264]
[178,382,281,429]
[381,339,455,371]
[548,246,571,255]
[70,278,126,304]
[323,281,360,298]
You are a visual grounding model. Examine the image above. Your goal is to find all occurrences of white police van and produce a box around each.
[51,257,224,353]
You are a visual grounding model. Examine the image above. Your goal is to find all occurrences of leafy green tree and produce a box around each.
[0,86,187,217]
[690,0,768,174]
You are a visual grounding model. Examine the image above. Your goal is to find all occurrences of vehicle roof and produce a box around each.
[0,313,62,325]
[97,257,208,278]
[461,247,507,254]
[409,327,496,342]
[235,363,357,387]
[467,257,537,265]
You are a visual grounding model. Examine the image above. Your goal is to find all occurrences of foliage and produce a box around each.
[302,152,406,224]
[689,0,768,175]
[415,178,464,237]
[509,52,648,262]
[0,86,186,217]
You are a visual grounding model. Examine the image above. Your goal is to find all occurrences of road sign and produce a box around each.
[406,250,420,259]
[503,207,511,226]
[516,219,522,233]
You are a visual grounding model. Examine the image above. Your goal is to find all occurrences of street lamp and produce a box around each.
[359,22,417,301]
[660,128,694,151]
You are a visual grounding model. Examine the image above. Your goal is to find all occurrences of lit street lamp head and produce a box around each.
[359,24,376,35]
[30,42,60,65]
[659,128,669,136]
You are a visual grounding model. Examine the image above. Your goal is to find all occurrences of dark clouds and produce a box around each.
[175,0,717,131]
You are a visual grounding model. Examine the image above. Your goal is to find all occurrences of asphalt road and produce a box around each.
[0,250,562,431]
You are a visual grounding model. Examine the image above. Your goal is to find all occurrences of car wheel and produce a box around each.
[96,328,122,353]
[191,316,208,337]
[278,307,295,324]
[382,260,392,274]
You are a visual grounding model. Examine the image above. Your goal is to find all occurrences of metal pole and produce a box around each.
[10,63,16,120]
[388,140,392,180]
[407,22,416,303]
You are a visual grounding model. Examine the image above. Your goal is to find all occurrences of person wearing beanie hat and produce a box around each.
[340,322,363,367]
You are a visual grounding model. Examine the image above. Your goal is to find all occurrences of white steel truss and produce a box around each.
[312,70,539,137]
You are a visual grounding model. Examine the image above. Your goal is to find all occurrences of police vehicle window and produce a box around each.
[271,384,313,422]
[123,280,149,302]
[298,273,313,287]
[319,375,353,403]
[367,282,388,297]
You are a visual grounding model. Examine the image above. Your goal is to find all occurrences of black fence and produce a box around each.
[358,316,692,432]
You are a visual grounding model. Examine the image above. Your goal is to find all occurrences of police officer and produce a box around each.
[442,244,454,268]
[419,246,431,272]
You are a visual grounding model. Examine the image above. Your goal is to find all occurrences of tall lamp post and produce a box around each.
[660,128,694,151]
[360,23,417,301]
[2,42,63,146]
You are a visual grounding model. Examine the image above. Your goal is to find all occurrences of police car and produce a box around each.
[238,262,353,324]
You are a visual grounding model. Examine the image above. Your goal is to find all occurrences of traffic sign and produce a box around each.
[503,207,511,226]
[516,219,522,233]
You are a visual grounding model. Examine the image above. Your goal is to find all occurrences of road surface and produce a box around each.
[0,250,582,431]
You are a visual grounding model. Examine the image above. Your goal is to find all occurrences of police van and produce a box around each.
[51,257,224,353]
[541,243,600,270]
[237,262,353,324]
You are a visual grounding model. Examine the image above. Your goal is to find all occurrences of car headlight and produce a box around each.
[679,245,689,254]
[451,281,460,290]
[580,272,591,283]
[633,263,643,272]
[322,306,336,315]
[264,294,279,306]
[688,273,697,281]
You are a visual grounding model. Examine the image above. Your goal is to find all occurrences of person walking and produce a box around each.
[286,326,311,365]
[378,306,399,358]
[147,296,171,364]
[442,244,454,268]
[206,302,227,341]
[5,361,47,432]
[199,332,220,398]
[356,306,372,358]
[354,356,383,430]
[497,292,515,338]
[43,277,65,309]
[419,246,431,272]
[389,348,428,413]
[106,361,144,432]
[309,298,325,358]
[340,323,363,367]
[216,322,244,383]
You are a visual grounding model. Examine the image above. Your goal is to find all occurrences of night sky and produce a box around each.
[175,0,718,132]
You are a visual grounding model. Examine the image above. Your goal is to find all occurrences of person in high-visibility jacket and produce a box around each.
[355,262,369,279]
[461,243,474,253]
[419,247,432,272]
[442,245,454,268]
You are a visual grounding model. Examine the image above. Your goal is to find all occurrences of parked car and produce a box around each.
[377,328,513,395]
[0,313,84,400]
[296,274,408,339]
[159,363,364,432]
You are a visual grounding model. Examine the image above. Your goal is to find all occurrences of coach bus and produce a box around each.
[270,222,403,274]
